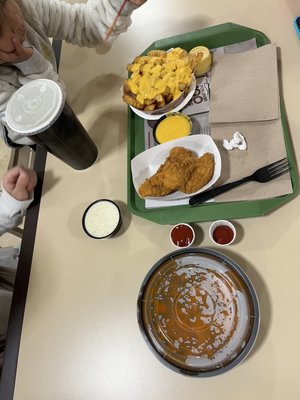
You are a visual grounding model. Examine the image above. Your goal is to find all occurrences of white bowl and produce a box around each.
[169,223,195,248]
[209,220,236,246]
[82,199,122,239]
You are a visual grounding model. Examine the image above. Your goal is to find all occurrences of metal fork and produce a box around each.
[189,158,290,206]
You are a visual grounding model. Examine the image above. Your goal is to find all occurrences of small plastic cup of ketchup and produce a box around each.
[170,223,195,248]
[209,220,236,246]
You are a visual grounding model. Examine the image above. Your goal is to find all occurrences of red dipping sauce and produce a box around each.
[213,225,234,245]
[170,224,195,247]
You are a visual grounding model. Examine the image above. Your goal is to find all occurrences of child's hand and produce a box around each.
[2,166,37,201]
[0,37,33,64]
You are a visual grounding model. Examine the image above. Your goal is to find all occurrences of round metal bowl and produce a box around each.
[137,248,260,377]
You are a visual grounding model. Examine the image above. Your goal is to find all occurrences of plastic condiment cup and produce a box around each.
[82,199,122,239]
[189,46,212,77]
[154,112,192,144]
[209,220,236,246]
[170,223,195,248]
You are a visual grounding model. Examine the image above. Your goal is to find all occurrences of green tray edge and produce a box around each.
[126,22,299,225]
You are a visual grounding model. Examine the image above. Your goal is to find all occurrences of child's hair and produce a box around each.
[0,0,6,12]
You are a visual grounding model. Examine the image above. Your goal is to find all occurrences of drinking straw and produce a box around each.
[103,0,128,43]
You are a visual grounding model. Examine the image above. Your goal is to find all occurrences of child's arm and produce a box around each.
[14,46,63,87]
[23,0,146,47]
[0,37,62,86]
[0,166,37,235]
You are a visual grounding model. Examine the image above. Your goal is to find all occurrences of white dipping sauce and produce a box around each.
[84,200,120,238]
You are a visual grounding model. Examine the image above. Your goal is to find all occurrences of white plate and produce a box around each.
[131,134,221,201]
[129,76,197,121]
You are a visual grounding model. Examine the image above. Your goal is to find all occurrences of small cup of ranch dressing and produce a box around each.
[82,199,122,239]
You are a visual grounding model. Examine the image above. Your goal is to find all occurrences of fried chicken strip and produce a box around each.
[138,162,192,197]
[138,146,215,198]
[180,153,215,194]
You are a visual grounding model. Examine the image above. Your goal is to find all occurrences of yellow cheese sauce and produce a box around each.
[155,113,192,144]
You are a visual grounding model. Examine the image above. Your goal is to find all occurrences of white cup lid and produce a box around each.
[5,79,65,135]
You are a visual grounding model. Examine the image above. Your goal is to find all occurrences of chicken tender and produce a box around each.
[138,173,173,197]
[156,147,195,174]
[180,153,215,194]
[168,146,195,161]
[139,162,192,197]
[138,147,215,197]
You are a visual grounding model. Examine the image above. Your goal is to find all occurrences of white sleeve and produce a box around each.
[0,187,33,236]
[0,77,33,146]
[13,46,62,85]
[23,0,140,46]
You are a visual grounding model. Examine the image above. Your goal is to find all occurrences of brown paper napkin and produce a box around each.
[209,44,280,123]
[210,119,293,202]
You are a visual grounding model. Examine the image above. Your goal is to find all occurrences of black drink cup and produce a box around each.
[31,101,98,170]
[6,79,98,170]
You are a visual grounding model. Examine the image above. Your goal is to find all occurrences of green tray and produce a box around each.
[126,22,298,225]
